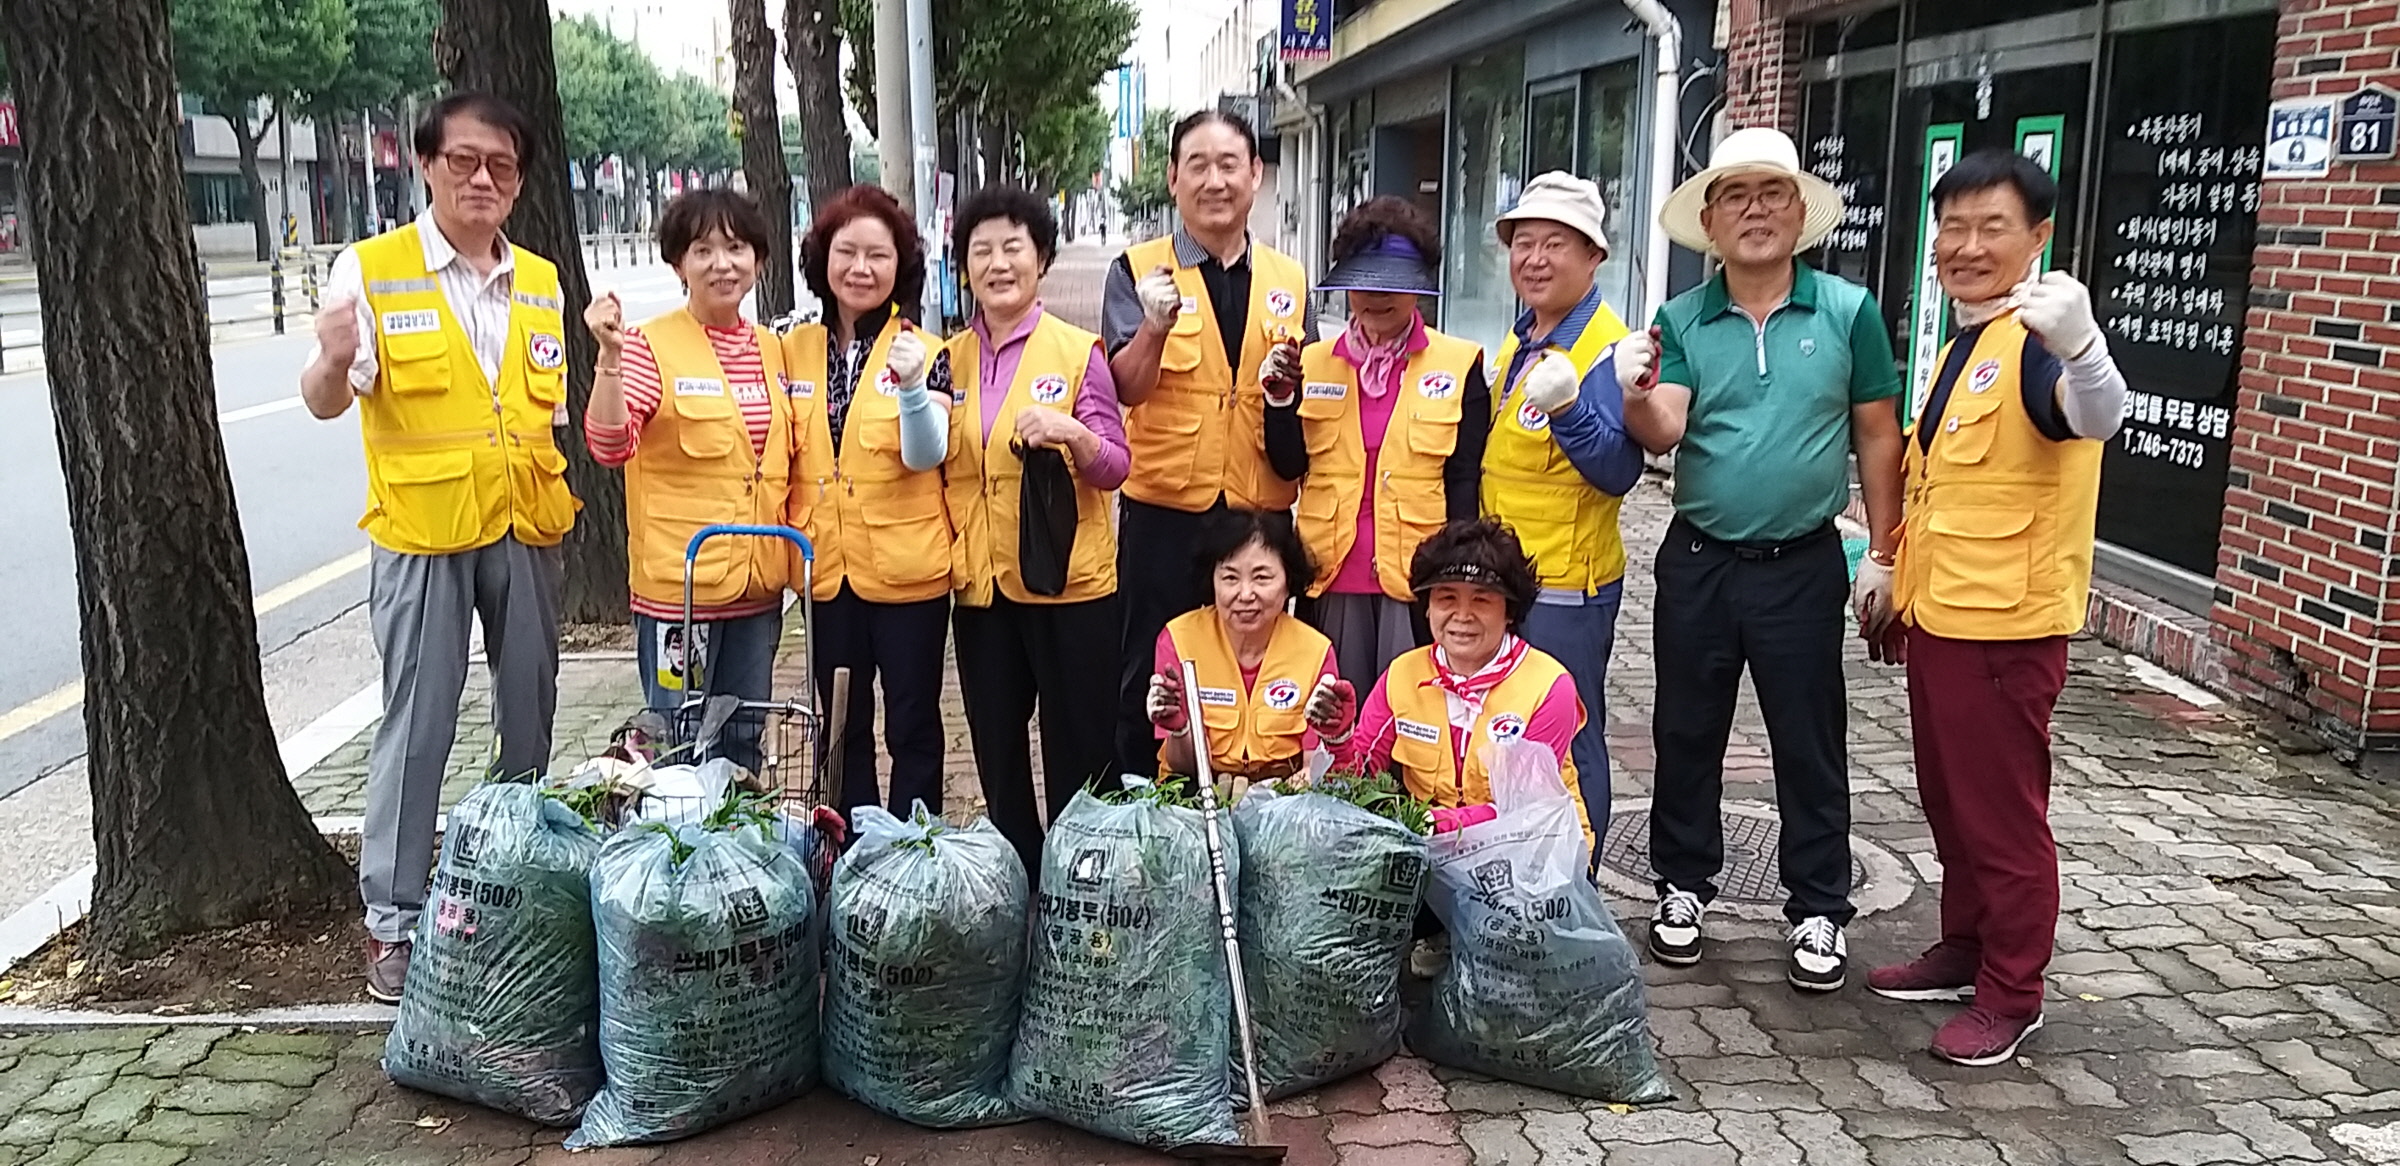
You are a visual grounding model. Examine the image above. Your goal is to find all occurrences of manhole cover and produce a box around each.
[1595,801,1915,921]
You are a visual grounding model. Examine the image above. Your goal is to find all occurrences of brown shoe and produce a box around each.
[366,937,412,1003]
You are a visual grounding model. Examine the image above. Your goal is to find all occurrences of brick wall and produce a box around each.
[2213,0,2400,757]
[1721,0,1864,135]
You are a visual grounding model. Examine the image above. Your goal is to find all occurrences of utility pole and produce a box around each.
[874,0,913,213]
[276,104,297,249]
[906,0,940,325]
[360,109,378,236]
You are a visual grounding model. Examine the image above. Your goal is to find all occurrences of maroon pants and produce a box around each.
[1905,627,2069,1019]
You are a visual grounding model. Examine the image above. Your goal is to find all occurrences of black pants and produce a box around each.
[955,593,1123,873]
[1648,516,1855,926]
[815,584,949,818]
[1114,497,1227,774]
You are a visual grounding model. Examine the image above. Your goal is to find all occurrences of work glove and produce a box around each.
[1867,621,1909,667]
[1146,670,1189,734]
[1431,804,1499,834]
[1136,265,1182,329]
[1852,554,1896,642]
[1303,676,1356,742]
[1260,338,1302,405]
[2011,271,2101,360]
[1519,350,1581,415]
[886,328,929,388]
[1612,325,1660,399]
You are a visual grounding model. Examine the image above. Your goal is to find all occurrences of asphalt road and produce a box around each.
[0,248,704,800]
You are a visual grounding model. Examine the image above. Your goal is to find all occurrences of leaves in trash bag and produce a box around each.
[1272,770,1433,836]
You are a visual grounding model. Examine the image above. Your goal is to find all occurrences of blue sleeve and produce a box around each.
[1545,353,1645,497]
[896,349,952,472]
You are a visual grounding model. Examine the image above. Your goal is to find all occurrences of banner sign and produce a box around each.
[1281,0,1329,62]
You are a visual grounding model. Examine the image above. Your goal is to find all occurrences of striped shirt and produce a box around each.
[585,322,774,467]
[311,220,550,420]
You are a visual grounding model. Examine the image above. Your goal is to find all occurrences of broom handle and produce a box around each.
[1180,658,1275,1141]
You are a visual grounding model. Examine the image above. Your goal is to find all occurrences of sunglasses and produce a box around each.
[437,148,521,185]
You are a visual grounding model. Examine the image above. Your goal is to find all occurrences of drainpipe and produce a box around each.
[1620,0,1682,321]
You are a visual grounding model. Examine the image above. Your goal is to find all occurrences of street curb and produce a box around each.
[0,1002,395,1032]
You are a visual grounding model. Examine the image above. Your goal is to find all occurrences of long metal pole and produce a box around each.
[875,0,914,212]
[360,109,377,237]
[277,105,297,249]
[905,0,941,325]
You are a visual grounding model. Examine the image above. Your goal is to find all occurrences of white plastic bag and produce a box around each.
[1406,739,1672,1103]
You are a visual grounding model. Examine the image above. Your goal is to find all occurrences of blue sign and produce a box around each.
[2337,84,2399,161]
[1281,0,1329,61]
[1116,67,1134,139]
[2265,97,2334,179]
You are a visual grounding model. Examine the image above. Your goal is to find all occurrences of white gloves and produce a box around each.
[886,329,928,388]
[1519,350,1581,415]
[1146,670,1189,734]
[1612,327,1659,398]
[1853,555,1896,641]
[1303,676,1356,742]
[2011,271,2100,360]
[1136,265,1182,329]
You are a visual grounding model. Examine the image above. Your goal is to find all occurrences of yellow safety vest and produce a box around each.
[1121,235,1310,512]
[353,224,578,554]
[1293,330,1484,599]
[779,313,952,604]
[1382,644,1594,848]
[1896,311,2104,640]
[623,309,795,610]
[944,313,1119,607]
[1481,305,1630,593]
[1162,608,1331,780]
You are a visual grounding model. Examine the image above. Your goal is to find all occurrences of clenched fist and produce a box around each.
[1518,350,1581,415]
[1136,265,1182,328]
[1147,670,1189,734]
[583,290,625,358]
[2011,271,2101,360]
[315,293,362,367]
[1612,326,1660,399]
[886,328,929,388]
[1304,676,1356,742]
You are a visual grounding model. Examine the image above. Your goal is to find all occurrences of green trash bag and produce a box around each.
[1232,785,1427,1098]
[383,781,604,1126]
[822,804,1030,1129]
[566,815,820,1147]
[1407,739,1673,1104]
[1009,785,1241,1150]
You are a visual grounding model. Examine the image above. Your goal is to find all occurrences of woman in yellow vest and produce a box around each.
[783,185,954,816]
[940,185,1132,868]
[1145,511,1355,782]
[1333,519,1594,849]
[1294,197,1490,694]
[583,189,794,729]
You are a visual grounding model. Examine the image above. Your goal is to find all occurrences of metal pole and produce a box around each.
[906,0,940,325]
[277,104,297,252]
[271,258,287,335]
[360,108,378,238]
[875,0,914,213]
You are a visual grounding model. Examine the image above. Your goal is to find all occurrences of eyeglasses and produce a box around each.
[1708,184,1799,214]
[438,148,521,185]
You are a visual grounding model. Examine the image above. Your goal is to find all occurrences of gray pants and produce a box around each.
[1307,591,1423,695]
[360,536,564,942]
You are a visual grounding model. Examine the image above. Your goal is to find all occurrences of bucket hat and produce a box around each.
[1659,126,1845,255]
[1495,171,1611,258]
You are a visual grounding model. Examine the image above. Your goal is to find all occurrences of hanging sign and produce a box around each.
[1281,0,1330,62]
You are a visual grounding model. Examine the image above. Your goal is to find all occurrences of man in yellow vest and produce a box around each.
[1101,109,1316,773]
[1868,150,2125,1067]
[1482,172,1648,851]
[299,93,577,1003]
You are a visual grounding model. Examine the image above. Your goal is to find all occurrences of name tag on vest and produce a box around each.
[1303,381,1348,401]
[381,309,439,336]
[674,377,725,397]
[1395,718,1441,744]
[787,379,817,399]
[1197,686,1240,707]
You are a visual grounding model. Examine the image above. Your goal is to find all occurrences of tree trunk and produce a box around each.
[730,0,793,319]
[313,114,353,242]
[783,0,852,216]
[0,0,355,960]
[229,105,276,261]
[979,113,1005,192]
[435,0,628,624]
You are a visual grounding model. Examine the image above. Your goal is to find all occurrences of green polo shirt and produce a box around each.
[1652,262,1901,543]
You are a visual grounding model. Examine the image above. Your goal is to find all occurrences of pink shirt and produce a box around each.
[968,304,1131,490]
[1328,317,1431,594]
[1153,624,1341,749]
[1337,665,1580,799]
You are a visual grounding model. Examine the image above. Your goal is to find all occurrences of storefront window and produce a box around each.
[1445,47,1524,348]
[186,173,252,226]
[1528,86,1576,175]
[1802,71,1896,327]
[1580,60,1641,319]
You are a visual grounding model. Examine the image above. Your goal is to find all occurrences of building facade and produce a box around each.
[1721,0,2400,770]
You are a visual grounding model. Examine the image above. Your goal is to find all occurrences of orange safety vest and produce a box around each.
[1481,307,1630,593]
[1896,310,2104,640]
[1381,644,1593,847]
[1293,330,1483,599]
[779,313,952,604]
[622,309,795,611]
[1162,608,1331,779]
[944,312,1119,607]
[1120,235,1310,512]
[353,224,578,554]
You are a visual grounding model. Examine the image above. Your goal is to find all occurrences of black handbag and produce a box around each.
[1016,443,1078,597]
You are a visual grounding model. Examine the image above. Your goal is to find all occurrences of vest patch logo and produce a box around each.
[1487,712,1527,742]
[673,377,725,397]
[1266,288,1297,317]
[1516,399,1551,431]
[1418,371,1458,399]
[1262,679,1302,710]
[381,309,440,337]
[1303,380,1348,401]
[528,333,565,371]
[1197,686,1240,707]
[787,378,817,399]
[1395,718,1441,744]
[1969,358,2002,394]
[1029,374,1071,405]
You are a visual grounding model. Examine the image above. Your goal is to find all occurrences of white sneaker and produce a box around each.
[1788,916,1848,992]
[1649,888,1706,966]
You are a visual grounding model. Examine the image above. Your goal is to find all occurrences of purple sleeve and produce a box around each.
[1073,341,1132,489]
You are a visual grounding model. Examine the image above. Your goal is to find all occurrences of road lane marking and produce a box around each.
[0,547,372,747]
[219,396,308,423]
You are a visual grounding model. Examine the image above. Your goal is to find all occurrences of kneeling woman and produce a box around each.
[1333,519,1594,847]
[1146,511,1355,781]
